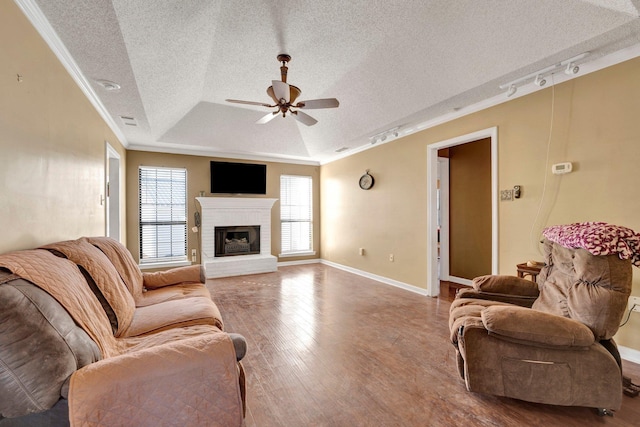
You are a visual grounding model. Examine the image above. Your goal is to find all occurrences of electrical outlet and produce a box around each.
[500,189,514,201]
[389,254,394,262]
[629,296,640,313]
[191,249,197,263]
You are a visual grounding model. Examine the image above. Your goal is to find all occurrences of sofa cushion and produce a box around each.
[41,239,136,338]
[86,236,144,300]
[0,271,100,418]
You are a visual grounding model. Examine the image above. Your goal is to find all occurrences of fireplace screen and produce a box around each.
[214,226,260,257]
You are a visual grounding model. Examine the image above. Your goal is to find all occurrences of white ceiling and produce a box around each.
[24,0,640,164]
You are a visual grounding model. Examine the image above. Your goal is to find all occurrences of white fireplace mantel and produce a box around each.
[196,197,278,278]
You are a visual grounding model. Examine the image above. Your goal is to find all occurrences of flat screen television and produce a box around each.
[210,161,267,194]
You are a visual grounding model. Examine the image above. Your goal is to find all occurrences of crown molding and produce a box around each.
[14,0,129,148]
[322,42,640,165]
[127,142,321,166]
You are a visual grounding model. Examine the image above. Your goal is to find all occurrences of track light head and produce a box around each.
[534,75,547,87]
[565,62,579,75]
[506,84,517,97]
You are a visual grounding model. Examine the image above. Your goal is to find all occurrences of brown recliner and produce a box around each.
[449,238,632,413]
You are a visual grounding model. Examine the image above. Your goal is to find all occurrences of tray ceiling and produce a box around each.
[23,0,640,163]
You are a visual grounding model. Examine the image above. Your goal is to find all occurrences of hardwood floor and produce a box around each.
[207,264,640,426]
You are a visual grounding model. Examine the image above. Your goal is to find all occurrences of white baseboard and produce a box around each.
[619,345,640,364]
[446,276,473,286]
[277,258,321,267]
[320,260,429,296]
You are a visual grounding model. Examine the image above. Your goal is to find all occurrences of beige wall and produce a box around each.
[449,138,492,279]
[0,1,126,254]
[126,151,320,264]
[321,57,640,351]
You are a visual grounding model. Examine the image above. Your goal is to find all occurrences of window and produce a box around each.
[280,175,313,255]
[139,166,187,264]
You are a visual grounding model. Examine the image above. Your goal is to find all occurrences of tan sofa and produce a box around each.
[449,237,632,414]
[0,237,245,426]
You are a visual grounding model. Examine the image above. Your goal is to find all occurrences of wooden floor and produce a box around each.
[207,264,640,426]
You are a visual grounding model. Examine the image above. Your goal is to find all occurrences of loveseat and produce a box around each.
[0,237,246,426]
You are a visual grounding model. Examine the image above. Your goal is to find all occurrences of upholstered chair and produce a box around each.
[450,236,633,414]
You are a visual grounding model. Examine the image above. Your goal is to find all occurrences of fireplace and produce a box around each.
[215,225,260,257]
[196,197,278,278]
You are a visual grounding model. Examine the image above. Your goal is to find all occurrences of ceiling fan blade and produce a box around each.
[296,98,339,109]
[291,110,318,126]
[226,99,274,107]
[272,80,290,103]
[256,111,279,124]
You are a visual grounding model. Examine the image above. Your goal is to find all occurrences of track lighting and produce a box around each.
[534,75,546,87]
[565,62,579,75]
[370,126,402,145]
[499,52,589,97]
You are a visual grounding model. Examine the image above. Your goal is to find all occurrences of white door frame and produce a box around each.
[426,127,498,296]
[437,157,450,282]
[105,142,121,241]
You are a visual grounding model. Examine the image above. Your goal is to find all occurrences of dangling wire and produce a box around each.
[620,304,637,327]
[529,74,556,255]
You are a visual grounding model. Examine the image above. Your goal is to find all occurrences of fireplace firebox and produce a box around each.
[215,226,260,257]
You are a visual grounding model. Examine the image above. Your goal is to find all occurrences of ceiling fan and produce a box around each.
[226,54,339,126]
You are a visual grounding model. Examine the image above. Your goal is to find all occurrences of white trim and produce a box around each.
[105,142,121,242]
[139,260,191,270]
[426,127,498,297]
[278,259,321,267]
[321,260,429,296]
[619,345,640,364]
[446,276,473,287]
[437,157,450,281]
[128,143,321,166]
[321,44,640,166]
[279,251,317,258]
[14,0,128,148]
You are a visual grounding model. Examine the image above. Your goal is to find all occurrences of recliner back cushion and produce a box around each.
[0,272,100,418]
[532,240,632,340]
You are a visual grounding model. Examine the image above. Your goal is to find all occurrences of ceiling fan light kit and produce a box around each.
[226,54,339,126]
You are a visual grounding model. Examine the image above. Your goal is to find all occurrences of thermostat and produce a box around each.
[552,162,572,175]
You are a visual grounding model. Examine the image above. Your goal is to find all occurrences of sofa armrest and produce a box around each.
[481,305,595,348]
[143,264,204,289]
[472,275,540,297]
[68,334,243,427]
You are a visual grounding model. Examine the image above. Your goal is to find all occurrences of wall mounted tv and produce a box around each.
[210,161,267,194]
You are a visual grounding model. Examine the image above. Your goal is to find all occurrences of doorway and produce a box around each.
[106,142,121,241]
[426,127,498,296]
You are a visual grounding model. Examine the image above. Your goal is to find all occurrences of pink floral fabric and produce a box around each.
[543,222,640,267]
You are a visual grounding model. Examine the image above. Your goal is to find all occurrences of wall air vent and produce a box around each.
[119,115,138,126]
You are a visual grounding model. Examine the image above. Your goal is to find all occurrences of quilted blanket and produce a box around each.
[543,222,640,267]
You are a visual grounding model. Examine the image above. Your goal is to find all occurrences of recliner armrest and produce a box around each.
[68,334,244,427]
[481,305,595,348]
[143,264,204,289]
[472,275,540,297]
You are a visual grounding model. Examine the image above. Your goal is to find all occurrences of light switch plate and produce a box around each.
[500,189,513,201]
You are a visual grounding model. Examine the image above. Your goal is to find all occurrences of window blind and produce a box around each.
[280,175,312,253]
[139,166,187,263]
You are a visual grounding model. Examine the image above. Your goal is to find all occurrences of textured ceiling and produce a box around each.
[28,0,640,163]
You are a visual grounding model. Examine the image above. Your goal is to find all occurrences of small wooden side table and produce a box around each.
[516,262,543,282]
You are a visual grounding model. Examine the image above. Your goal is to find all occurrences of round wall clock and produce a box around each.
[359,170,375,190]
